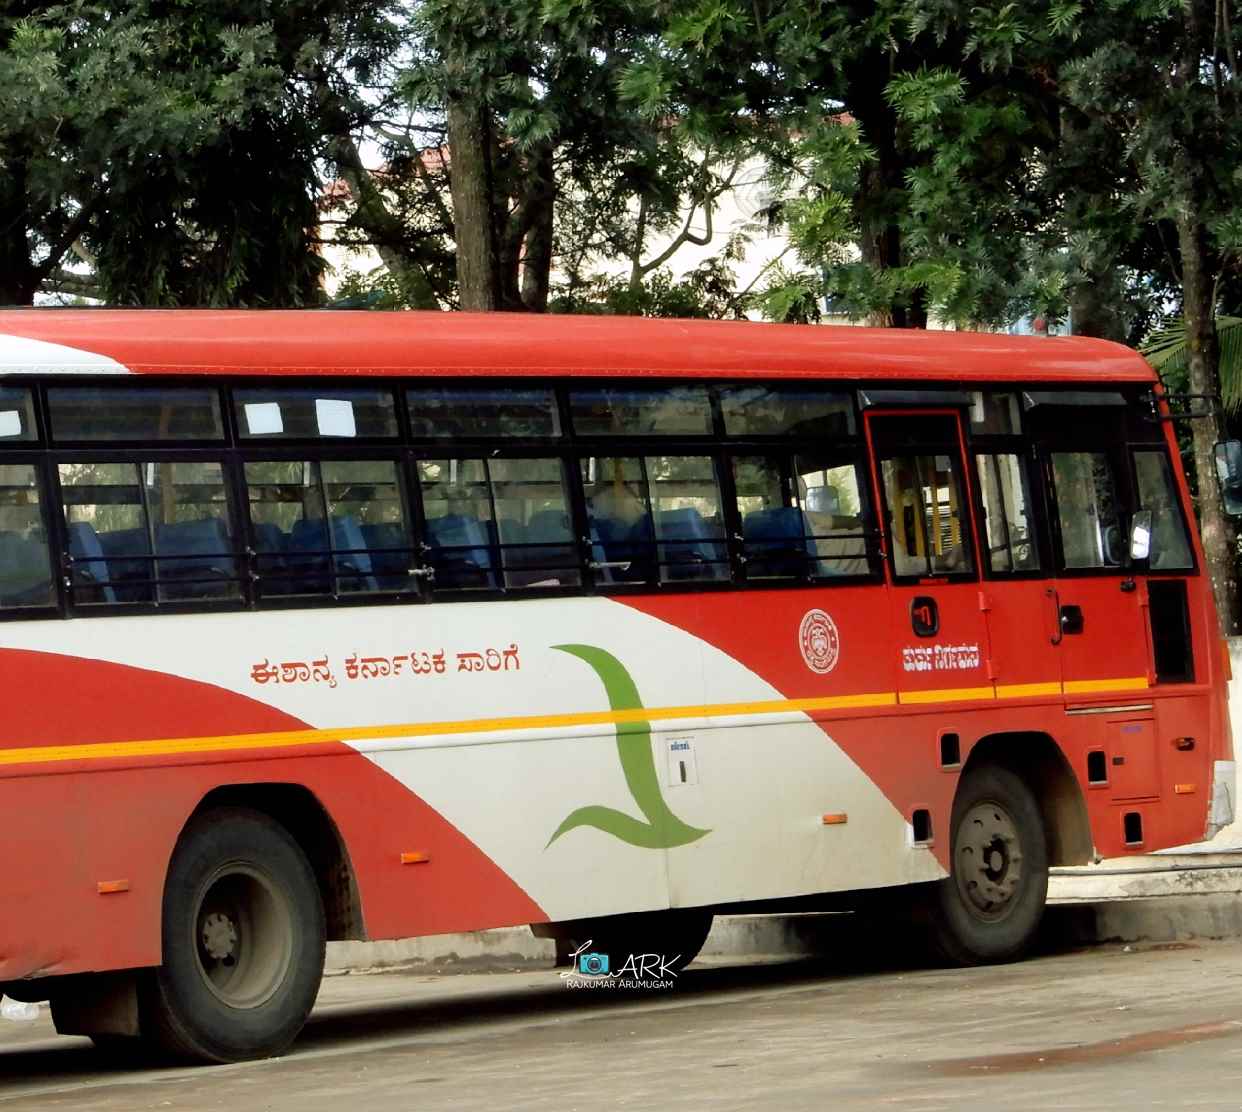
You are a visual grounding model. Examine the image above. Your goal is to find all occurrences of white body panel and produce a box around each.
[2,597,945,920]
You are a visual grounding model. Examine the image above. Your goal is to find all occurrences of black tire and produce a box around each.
[923,765,1048,966]
[569,909,713,977]
[143,807,325,1063]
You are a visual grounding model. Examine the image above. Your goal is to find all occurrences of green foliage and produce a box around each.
[1143,317,1242,415]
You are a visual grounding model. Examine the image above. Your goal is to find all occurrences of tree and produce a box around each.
[892,0,1242,630]
[2,1,402,307]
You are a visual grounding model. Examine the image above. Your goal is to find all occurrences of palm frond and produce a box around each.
[1140,316,1242,414]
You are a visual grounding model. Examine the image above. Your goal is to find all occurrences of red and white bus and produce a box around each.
[0,310,1233,1062]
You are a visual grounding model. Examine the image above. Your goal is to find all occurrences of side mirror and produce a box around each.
[1130,510,1152,563]
[1215,441,1242,515]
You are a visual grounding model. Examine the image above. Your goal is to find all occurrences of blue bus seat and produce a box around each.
[66,521,116,603]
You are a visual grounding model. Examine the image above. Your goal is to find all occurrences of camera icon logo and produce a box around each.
[578,952,610,976]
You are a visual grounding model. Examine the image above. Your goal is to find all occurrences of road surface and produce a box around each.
[3,939,1242,1110]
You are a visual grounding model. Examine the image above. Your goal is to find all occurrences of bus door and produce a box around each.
[866,411,994,706]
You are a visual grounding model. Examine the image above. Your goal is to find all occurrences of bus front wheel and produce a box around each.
[924,765,1049,966]
[144,807,325,1063]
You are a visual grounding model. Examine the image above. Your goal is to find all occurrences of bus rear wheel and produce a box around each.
[924,766,1048,966]
[143,807,325,1063]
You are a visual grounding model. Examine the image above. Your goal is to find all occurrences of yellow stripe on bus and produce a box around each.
[898,685,997,705]
[996,681,1063,699]
[0,677,1148,768]
[1062,676,1149,695]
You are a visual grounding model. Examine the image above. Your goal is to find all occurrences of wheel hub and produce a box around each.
[955,800,1023,920]
[192,865,294,1010]
[201,911,238,963]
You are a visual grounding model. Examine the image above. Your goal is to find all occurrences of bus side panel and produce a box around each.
[0,750,548,983]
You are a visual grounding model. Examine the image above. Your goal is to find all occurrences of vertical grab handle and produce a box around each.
[1048,586,1063,646]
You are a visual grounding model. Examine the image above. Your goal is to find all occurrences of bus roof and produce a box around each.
[0,309,1156,383]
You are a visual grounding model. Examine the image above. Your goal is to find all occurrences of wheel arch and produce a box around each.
[187,783,365,942]
[961,732,1093,866]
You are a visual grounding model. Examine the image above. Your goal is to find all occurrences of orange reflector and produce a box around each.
[97,880,129,895]
[400,851,430,865]
[821,813,848,825]
[1174,784,1196,795]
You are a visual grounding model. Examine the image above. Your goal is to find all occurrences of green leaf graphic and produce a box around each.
[548,644,710,850]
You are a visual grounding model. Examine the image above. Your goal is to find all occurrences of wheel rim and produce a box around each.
[192,863,294,1009]
[953,798,1024,922]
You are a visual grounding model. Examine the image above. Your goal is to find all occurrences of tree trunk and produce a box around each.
[322,130,440,310]
[520,144,556,312]
[1069,269,1126,342]
[852,73,921,328]
[446,95,500,311]
[0,165,37,306]
[1177,207,1240,634]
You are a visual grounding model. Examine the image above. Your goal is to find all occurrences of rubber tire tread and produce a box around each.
[143,807,325,1063]
[923,765,1049,967]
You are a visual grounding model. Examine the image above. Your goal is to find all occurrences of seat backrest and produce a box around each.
[526,509,572,543]
[0,531,53,605]
[743,506,816,576]
[330,514,377,591]
[656,507,726,579]
[66,520,116,602]
[251,520,287,554]
[425,513,495,587]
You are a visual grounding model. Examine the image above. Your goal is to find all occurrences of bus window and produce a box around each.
[732,452,867,579]
[48,386,222,442]
[719,385,854,437]
[488,458,580,588]
[0,386,37,442]
[880,454,973,577]
[245,460,404,595]
[418,457,580,590]
[407,385,560,438]
[0,464,53,608]
[59,461,237,602]
[581,455,726,583]
[975,453,1040,573]
[235,387,397,440]
[1051,451,1123,569]
[1133,451,1193,570]
[570,386,712,437]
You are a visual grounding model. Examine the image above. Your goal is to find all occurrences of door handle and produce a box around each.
[1048,587,1062,645]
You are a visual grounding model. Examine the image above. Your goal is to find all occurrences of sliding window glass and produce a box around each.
[1133,450,1193,571]
[244,460,408,596]
[1050,451,1123,569]
[58,461,237,603]
[0,464,54,608]
[418,457,579,589]
[975,454,1040,573]
[733,452,869,579]
[581,455,727,584]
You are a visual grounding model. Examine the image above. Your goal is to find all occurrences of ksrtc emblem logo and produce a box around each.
[799,609,840,674]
